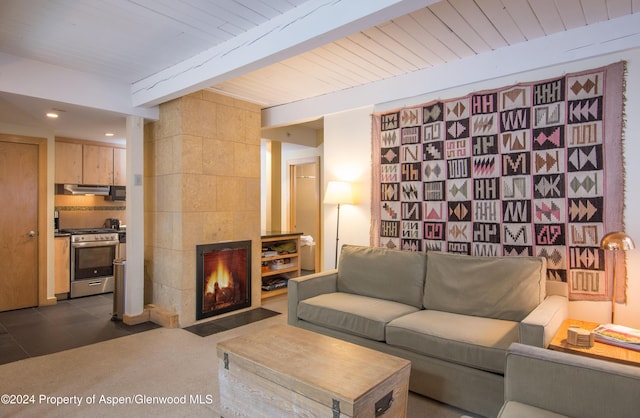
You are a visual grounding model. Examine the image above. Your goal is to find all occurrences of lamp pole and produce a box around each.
[600,231,636,324]
[324,181,354,270]
[612,256,618,323]
[334,203,341,269]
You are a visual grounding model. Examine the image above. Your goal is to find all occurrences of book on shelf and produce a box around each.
[261,277,288,291]
[593,323,640,351]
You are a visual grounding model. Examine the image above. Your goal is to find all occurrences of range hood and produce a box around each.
[56,184,110,196]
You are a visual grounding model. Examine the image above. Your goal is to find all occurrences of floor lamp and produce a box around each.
[324,181,354,269]
[600,231,635,323]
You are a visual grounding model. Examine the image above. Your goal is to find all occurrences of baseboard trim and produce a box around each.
[123,309,151,326]
[144,304,179,328]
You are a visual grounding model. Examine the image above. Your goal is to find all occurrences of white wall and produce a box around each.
[616,49,640,328]
[322,107,374,271]
[320,49,640,328]
[267,111,373,272]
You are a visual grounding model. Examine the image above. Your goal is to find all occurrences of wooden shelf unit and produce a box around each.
[261,232,302,300]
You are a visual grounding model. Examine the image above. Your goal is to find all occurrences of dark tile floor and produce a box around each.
[0,293,160,366]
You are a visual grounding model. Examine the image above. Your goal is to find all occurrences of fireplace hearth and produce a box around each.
[196,241,251,320]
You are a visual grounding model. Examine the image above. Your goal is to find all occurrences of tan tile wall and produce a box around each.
[55,194,126,229]
[145,90,261,326]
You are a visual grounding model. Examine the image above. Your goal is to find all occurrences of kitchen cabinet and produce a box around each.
[83,144,114,185]
[113,148,126,186]
[55,139,125,186]
[54,235,70,295]
[55,141,83,184]
[261,232,302,300]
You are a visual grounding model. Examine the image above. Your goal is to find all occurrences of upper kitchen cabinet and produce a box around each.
[83,144,113,185]
[55,138,125,186]
[113,148,126,186]
[55,141,83,184]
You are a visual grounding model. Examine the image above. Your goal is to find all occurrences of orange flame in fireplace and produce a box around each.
[205,260,232,294]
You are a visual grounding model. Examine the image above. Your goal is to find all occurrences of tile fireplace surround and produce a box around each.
[144,90,262,327]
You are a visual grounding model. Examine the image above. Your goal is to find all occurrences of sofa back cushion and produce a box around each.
[337,245,427,309]
[424,252,546,321]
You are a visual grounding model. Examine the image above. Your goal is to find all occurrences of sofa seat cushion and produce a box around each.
[386,310,519,373]
[297,292,420,341]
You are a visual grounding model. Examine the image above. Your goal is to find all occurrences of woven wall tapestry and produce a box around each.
[371,62,626,302]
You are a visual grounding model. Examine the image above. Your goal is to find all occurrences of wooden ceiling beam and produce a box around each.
[131,0,438,107]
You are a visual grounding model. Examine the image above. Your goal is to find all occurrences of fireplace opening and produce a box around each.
[196,240,251,320]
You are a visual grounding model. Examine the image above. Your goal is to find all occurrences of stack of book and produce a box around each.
[593,324,640,351]
[261,277,288,291]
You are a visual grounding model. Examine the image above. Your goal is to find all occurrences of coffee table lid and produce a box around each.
[217,324,410,413]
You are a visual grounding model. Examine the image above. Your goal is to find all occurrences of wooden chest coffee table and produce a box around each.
[217,324,411,417]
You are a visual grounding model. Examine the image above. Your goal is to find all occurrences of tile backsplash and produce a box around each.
[55,194,126,229]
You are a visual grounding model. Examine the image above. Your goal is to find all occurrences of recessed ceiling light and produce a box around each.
[46,112,59,119]
[105,132,114,137]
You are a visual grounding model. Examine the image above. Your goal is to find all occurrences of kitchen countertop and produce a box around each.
[54,229,125,237]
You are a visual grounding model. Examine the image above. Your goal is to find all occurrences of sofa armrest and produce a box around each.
[519,295,568,348]
[287,270,338,326]
[499,343,640,418]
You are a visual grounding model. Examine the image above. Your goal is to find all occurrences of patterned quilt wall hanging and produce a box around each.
[371,62,626,302]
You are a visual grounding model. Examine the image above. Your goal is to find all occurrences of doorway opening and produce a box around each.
[288,158,320,273]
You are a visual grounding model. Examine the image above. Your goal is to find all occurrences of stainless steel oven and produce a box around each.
[63,229,119,298]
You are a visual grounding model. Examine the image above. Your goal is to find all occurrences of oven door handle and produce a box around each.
[71,240,119,248]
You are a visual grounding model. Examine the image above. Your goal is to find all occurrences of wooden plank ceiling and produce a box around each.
[0,0,638,109]
[213,0,639,106]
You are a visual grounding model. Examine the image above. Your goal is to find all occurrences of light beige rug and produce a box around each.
[0,297,477,417]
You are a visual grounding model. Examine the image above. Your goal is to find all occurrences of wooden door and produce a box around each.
[0,140,39,311]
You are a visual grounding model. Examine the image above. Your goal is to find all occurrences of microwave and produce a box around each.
[106,185,126,201]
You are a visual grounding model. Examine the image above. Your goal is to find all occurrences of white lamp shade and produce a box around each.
[324,181,354,204]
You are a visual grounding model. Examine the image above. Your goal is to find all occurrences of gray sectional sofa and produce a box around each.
[500,343,640,417]
[288,245,568,418]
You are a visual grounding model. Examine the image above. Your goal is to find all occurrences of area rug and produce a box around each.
[184,308,280,337]
[0,307,476,418]
[371,62,626,302]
